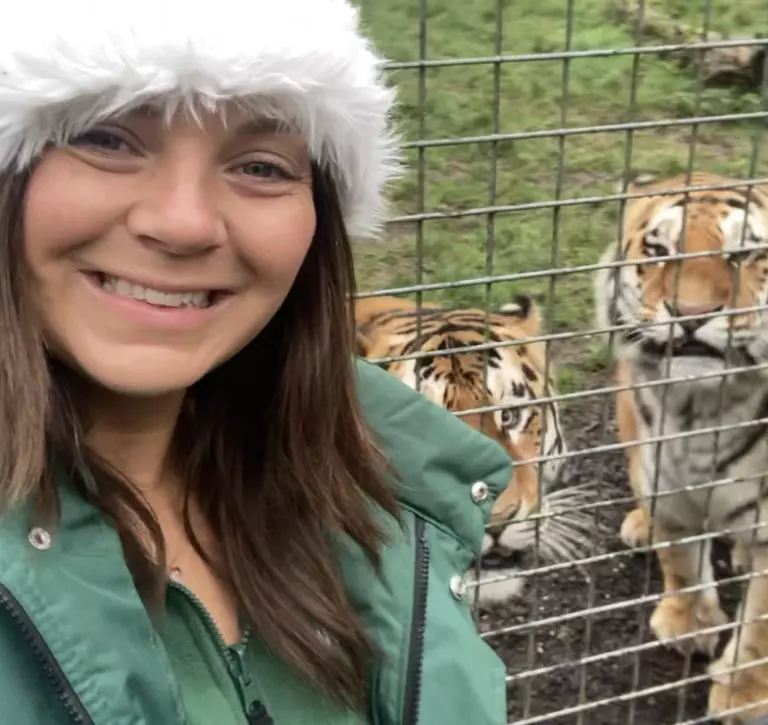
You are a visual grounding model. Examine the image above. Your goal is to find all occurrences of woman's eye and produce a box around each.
[68,130,131,153]
[240,160,293,180]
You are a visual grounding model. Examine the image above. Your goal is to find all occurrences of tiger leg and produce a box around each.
[615,368,727,654]
[615,365,651,549]
[649,529,727,657]
[615,366,748,572]
[709,546,768,724]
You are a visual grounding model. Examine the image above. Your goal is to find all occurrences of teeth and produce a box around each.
[98,275,211,308]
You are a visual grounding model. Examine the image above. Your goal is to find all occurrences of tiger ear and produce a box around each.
[619,171,658,197]
[351,296,372,358]
[355,328,373,358]
[615,173,662,237]
[499,294,541,337]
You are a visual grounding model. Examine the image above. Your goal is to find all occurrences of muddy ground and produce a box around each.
[479,356,745,725]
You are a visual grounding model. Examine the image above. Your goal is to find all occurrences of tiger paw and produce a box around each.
[709,654,768,724]
[650,595,727,657]
[620,507,649,550]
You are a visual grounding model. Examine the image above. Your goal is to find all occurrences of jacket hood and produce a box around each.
[0,0,402,241]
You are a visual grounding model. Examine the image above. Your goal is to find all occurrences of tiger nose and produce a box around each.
[664,301,723,332]
[486,520,506,538]
[486,508,518,541]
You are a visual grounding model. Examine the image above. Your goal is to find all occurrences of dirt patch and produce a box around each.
[480,350,745,725]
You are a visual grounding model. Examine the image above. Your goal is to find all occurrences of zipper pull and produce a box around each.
[227,642,252,692]
[247,700,274,725]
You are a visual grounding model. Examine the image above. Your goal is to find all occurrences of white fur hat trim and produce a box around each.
[0,0,402,241]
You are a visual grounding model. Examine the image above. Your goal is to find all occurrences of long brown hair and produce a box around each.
[0,162,399,710]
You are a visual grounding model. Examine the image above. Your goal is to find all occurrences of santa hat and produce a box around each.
[0,0,402,241]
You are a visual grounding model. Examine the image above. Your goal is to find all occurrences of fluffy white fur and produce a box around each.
[0,0,402,240]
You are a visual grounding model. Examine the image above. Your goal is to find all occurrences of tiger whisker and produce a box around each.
[501,485,599,563]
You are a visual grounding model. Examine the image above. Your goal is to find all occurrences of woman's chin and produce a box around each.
[72,353,213,399]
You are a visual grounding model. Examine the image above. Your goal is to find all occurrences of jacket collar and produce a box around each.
[0,473,185,724]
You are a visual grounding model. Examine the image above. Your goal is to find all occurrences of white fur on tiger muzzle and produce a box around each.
[465,483,595,606]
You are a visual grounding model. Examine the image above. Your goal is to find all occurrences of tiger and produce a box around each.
[595,171,768,723]
[354,293,593,605]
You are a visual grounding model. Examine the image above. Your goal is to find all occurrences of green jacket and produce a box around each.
[0,360,511,725]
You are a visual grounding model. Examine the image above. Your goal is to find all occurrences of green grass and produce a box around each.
[555,367,580,395]
[353,0,767,347]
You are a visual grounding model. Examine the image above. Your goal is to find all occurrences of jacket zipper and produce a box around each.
[0,583,94,725]
[401,518,430,725]
[168,581,255,711]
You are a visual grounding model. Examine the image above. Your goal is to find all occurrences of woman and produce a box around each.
[0,0,513,723]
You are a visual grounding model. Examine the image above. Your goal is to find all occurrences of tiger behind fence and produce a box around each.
[595,172,768,723]
[354,293,593,605]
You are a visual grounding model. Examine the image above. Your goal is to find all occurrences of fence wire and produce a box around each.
[354,0,768,723]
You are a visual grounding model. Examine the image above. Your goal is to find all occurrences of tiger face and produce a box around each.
[596,172,768,378]
[355,294,590,600]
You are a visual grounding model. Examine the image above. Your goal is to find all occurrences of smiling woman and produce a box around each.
[24,106,317,396]
[0,1,513,724]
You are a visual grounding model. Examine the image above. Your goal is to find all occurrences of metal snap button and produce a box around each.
[28,527,52,551]
[450,574,467,600]
[470,481,489,503]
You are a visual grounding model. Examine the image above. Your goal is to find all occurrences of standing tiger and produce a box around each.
[595,172,768,722]
[354,293,592,604]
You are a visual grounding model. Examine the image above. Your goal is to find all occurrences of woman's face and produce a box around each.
[23,104,316,396]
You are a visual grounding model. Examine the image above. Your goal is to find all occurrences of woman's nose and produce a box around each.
[126,158,227,256]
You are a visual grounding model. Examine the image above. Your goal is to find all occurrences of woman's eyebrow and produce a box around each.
[124,104,162,120]
[233,118,291,137]
[121,107,293,139]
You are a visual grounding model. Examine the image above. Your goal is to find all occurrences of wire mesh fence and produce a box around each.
[353,0,768,723]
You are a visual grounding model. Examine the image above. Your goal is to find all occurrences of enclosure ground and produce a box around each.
[481,343,744,725]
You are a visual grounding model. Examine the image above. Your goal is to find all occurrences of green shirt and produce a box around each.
[162,583,248,724]
[163,581,368,725]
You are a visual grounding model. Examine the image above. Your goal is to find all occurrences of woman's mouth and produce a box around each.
[82,271,234,331]
[89,272,225,309]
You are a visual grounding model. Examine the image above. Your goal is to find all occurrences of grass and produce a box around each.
[352,0,767,377]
